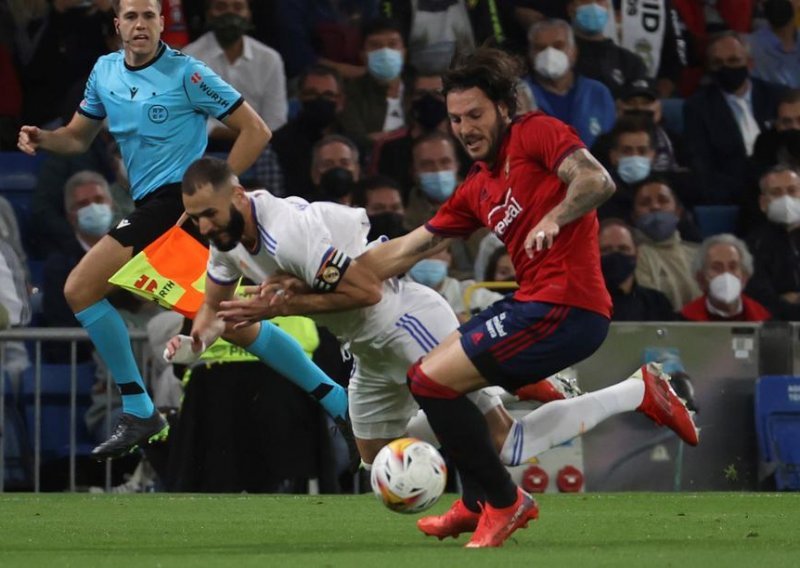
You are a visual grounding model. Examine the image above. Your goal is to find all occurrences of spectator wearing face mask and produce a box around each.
[684,31,787,205]
[523,18,615,147]
[340,17,409,154]
[42,171,116,360]
[597,115,696,222]
[183,0,288,141]
[309,134,361,205]
[745,165,800,321]
[369,72,470,199]
[681,234,771,322]
[355,175,408,242]
[265,65,345,199]
[405,247,506,322]
[599,218,675,321]
[405,130,487,278]
[631,178,702,310]
[750,0,800,88]
[568,0,649,97]
[591,78,688,173]
[751,88,800,175]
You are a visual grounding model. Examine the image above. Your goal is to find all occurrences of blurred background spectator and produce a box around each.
[309,134,361,205]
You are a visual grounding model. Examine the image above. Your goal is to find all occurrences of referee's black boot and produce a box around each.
[91,410,169,460]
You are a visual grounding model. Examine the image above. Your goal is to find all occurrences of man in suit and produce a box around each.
[683,31,786,205]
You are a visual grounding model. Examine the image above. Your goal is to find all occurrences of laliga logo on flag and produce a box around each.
[488,188,523,236]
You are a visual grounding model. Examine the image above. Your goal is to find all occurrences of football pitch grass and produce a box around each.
[0,493,797,567]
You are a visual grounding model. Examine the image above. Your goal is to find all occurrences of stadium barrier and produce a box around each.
[0,328,152,493]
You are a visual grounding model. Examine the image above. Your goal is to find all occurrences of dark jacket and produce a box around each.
[745,222,800,321]
[610,283,677,322]
[683,77,786,205]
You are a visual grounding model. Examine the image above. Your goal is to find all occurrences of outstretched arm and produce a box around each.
[357,225,453,281]
[17,112,103,156]
[523,148,615,257]
[164,278,235,358]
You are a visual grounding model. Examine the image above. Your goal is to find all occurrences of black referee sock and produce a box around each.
[407,362,518,509]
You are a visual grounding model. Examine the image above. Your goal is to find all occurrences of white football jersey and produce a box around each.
[207,190,403,344]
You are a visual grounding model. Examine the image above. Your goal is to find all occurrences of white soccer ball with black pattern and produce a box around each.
[370,437,447,514]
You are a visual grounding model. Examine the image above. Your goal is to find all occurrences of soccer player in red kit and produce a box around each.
[356,48,699,548]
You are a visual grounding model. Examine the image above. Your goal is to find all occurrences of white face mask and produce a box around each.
[766,195,800,226]
[709,272,742,304]
[533,47,570,80]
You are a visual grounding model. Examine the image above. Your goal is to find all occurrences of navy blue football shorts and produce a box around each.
[458,298,610,393]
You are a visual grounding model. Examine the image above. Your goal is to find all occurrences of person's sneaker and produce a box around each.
[515,374,583,403]
[91,411,169,461]
[465,488,539,548]
[635,363,699,446]
[417,499,481,540]
[333,415,361,473]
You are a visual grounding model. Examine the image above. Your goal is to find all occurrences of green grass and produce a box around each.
[0,493,798,567]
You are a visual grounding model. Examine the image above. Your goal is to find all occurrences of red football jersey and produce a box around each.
[426,112,612,318]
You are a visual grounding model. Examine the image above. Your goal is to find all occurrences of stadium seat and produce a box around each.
[0,152,43,192]
[755,375,800,490]
[20,363,97,462]
[693,205,740,238]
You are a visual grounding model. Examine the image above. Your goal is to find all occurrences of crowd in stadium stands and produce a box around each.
[1,0,800,491]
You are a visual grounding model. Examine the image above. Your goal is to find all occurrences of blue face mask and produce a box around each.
[77,202,113,237]
[616,155,652,184]
[635,210,679,242]
[408,259,448,288]
[367,48,404,81]
[419,170,457,203]
[575,3,609,35]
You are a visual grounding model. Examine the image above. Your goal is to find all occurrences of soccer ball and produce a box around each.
[370,437,447,514]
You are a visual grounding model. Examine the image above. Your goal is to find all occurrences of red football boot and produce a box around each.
[465,488,539,548]
[417,499,481,540]
[635,363,700,446]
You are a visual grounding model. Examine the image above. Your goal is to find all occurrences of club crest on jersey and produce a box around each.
[487,188,523,237]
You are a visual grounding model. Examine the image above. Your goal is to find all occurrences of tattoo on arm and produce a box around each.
[553,149,615,226]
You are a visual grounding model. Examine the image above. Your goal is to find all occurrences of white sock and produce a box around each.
[500,378,645,466]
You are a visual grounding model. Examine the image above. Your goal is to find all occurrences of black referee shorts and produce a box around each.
[108,183,205,254]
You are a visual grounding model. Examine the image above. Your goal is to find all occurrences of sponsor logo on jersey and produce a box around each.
[487,188,523,236]
[191,72,202,84]
[198,81,231,109]
[486,313,508,339]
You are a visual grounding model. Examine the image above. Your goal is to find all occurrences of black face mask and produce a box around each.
[208,13,252,48]
[712,65,749,93]
[367,212,407,241]
[208,204,245,252]
[411,93,448,131]
[601,252,637,291]
[319,167,355,200]
[765,0,795,28]
[778,128,800,156]
[299,97,337,131]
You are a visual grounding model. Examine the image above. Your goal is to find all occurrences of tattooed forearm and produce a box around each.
[552,149,615,226]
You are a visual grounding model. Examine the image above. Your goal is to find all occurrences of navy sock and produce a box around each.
[245,321,348,420]
[408,361,517,508]
[75,299,154,418]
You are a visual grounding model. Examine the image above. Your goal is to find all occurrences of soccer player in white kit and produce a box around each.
[165,157,509,463]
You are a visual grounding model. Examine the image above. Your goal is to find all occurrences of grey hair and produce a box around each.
[692,233,754,277]
[311,134,360,171]
[527,19,575,50]
[758,163,800,193]
[64,171,111,212]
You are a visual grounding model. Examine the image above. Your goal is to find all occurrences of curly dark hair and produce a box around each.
[442,47,525,116]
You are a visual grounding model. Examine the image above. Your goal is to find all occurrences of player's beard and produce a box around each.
[209,205,245,252]
[484,106,509,166]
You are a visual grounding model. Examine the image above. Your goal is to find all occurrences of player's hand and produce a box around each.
[17,126,43,155]
[163,334,205,364]
[218,294,285,330]
[263,272,311,297]
[524,217,560,258]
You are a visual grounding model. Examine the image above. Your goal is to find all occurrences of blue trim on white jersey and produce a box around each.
[399,314,440,349]
[396,314,438,352]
